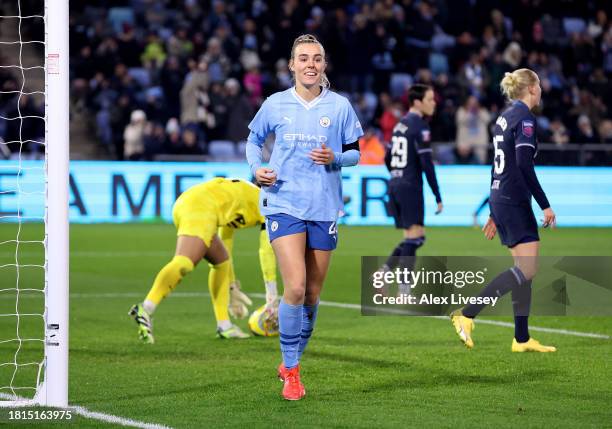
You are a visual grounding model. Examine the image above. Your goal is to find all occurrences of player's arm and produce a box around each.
[333,141,360,167]
[258,224,278,306]
[416,130,443,210]
[514,120,550,211]
[333,97,364,168]
[246,99,276,184]
[384,140,392,171]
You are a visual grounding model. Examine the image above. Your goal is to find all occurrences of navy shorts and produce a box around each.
[266,213,338,250]
[387,182,424,228]
[489,201,539,248]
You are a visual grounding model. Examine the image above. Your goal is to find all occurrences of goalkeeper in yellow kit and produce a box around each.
[129,177,279,342]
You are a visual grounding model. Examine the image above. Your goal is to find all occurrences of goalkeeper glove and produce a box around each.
[229,280,252,319]
[264,299,279,322]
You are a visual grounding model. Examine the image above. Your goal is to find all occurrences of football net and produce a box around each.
[0,0,68,407]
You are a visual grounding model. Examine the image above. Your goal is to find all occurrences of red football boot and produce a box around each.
[282,366,305,401]
[277,362,300,382]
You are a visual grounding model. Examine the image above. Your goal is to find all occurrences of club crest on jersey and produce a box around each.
[522,120,534,137]
[421,130,431,142]
[319,116,331,127]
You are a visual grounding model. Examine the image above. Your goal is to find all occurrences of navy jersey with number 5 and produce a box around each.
[385,112,442,203]
[490,100,549,209]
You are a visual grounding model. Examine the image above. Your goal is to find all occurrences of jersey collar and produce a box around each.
[513,100,529,111]
[290,86,328,110]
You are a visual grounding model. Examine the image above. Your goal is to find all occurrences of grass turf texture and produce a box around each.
[1,224,611,428]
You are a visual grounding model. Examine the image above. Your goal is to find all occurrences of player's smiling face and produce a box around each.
[290,43,326,89]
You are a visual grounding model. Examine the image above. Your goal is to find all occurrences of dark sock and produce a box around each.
[514,316,530,343]
[463,267,526,318]
[385,237,425,269]
[513,280,532,342]
[384,245,403,269]
[398,237,424,274]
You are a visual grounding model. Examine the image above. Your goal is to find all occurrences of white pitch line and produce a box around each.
[312,297,612,340]
[1,291,609,340]
[70,405,173,429]
[0,393,172,429]
[81,291,612,340]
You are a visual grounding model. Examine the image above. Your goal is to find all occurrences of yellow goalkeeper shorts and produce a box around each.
[172,193,219,248]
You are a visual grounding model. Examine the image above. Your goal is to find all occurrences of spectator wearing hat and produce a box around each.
[124,110,147,160]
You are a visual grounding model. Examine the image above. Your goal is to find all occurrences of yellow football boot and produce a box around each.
[450,309,474,349]
[512,338,557,353]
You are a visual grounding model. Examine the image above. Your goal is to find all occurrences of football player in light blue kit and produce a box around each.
[246,34,363,401]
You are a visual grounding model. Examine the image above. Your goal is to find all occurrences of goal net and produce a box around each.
[0,0,68,407]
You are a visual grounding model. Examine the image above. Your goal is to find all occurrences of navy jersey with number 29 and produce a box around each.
[385,112,441,203]
[489,100,549,210]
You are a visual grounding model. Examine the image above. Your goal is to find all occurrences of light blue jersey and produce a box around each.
[247,87,363,221]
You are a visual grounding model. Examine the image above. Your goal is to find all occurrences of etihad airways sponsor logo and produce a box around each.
[283,133,328,143]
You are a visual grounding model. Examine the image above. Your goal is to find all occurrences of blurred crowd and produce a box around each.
[1,0,611,164]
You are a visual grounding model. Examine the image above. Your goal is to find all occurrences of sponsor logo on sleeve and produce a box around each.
[522,120,534,137]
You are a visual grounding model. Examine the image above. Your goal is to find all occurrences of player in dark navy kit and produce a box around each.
[451,69,557,353]
[382,84,443,295]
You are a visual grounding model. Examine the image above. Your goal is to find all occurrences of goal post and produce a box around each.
[43,0,69,408]
[0,0,69,408]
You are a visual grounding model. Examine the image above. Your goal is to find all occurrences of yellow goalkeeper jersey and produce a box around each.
[173,177,276,284]
[175,177,264,229]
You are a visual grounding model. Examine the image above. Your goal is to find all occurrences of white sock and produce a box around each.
[143,300,156,315]
[265,281,278,304]
[398,283,411,296]
[217,320,232,330]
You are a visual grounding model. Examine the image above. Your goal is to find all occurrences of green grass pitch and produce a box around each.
[1,224,611,428]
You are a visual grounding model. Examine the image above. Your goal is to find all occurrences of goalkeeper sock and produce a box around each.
[208,259,231,325]
[145,255,194,313]
[265,281,278,302]
[217,320,232,331]
[298,302,319,359]
[279,300,302,369]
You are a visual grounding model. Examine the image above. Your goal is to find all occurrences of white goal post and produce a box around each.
[43,0,69,408]
[0,0,69,408]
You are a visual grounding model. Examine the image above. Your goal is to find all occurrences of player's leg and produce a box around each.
[509,241,555,352]
[130,235,202,343]
[451,206,519,348]
[145,235,203,311]
[271,230,307,400]
[297,248,331,359]
[203,234,247,338]
[292,219,337,360]
[384,188,425,295]
[510,240,538,343]
[452,245,525,349]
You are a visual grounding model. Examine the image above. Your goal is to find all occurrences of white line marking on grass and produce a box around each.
[2,291,609,340]
[70,405,173,429]
[312,298,612,340]
[0,393,173,429]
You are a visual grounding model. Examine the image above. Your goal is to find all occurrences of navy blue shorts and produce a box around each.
[266,213,338,250]
[489,201,539,248]
[387,182,424,228]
